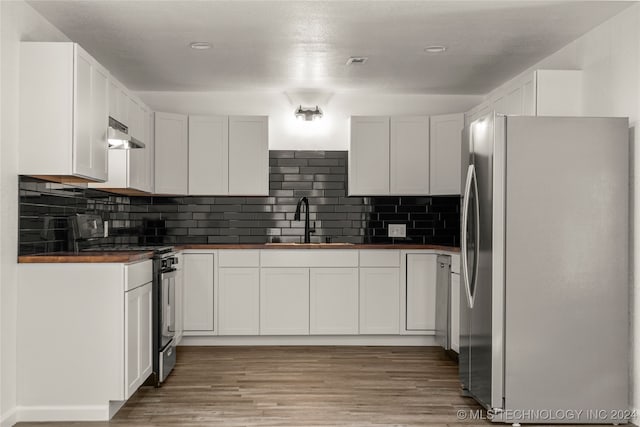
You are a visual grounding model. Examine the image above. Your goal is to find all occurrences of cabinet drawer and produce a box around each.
[359,250,400,267]
[451,254,460,274]
[218,250,260,267]
[125,260,153,291]
[260,250,358,267]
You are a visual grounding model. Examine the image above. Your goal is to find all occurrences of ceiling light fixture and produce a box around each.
[424,45,447,53]
[190,41,212,50]
[346,56,368,65]
[295,105,323,121]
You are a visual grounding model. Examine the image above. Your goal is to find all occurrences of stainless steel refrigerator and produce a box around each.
[459,113,629,424]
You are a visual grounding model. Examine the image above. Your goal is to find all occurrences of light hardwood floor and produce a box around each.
[17,346,486,426]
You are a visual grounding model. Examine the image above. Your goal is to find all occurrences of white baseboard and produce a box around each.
[179,335,438,346]
[15,405,110,423]
[0,407,17,427]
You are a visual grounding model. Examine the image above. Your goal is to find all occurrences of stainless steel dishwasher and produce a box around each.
[435,254,452,349]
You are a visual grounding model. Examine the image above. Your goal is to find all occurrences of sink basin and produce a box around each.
[264,242,355,246]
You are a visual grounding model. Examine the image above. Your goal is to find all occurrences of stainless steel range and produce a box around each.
[152,247,178,385]
[77,237,178,385]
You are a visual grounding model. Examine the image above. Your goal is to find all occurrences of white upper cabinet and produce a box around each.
[92,80,153,193]
[188,115,229,195]
[469,69,583,122]
[429,113,464,195]
[187,115,268,196]
[390,116,430,195]
[128,104,151,192]
[228,116,269,196]
[535,70,582,116]
[19,42,109,182]
[108,78,129,126]
[155,112,188,195]
[350,116,433,196]
[349,116,390,195]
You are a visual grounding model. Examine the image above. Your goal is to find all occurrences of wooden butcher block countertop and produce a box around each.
[18,251,155,263]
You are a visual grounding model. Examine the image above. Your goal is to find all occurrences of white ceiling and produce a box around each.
[27,1,632,94]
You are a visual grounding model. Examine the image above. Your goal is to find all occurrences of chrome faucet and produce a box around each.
[294,197,315,243]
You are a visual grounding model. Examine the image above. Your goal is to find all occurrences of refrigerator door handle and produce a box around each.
[461,164,475,308]
[470,166,480,303]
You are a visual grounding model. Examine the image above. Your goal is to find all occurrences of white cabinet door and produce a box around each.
[108,78,130,126]
[189,115,229,195]
[429,113,464,195]
[124,285,140,398]
[219,268,260,335]
[260,268,309,335]
[129,103,147,192]
[359,267,400,334]
[89,60,109,182]
[309,268,359,335]
[145,109,155,193]
[390,116,430,195]
[349,116,390,195]
[73,48,93,180]
[228,116,268,195]
[183,253,215,332]
[124,282,152,399]
[406,254,437,331]
[138,282,153,385]
[155,112,188,195]
[451,272,460,352]
[536,70,582,116]
[74,46,108,181]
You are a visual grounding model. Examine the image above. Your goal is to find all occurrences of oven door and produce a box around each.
[160,268,177,350]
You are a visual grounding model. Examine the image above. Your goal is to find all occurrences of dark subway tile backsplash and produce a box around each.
[18,151,460,255]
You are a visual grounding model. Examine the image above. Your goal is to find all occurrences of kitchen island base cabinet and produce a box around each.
[218,268,260,335]
[260,268,309,335]
[359,268,400,334]
[310,268,359,335]
[183,253,215,334]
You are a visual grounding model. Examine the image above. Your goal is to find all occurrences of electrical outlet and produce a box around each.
[388,224,406,238]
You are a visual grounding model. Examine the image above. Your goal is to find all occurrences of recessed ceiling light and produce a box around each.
[424,45,447,53]
[346,56,368,65]
[190,42,212,50]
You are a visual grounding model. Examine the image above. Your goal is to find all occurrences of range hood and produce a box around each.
[108,117,145,150]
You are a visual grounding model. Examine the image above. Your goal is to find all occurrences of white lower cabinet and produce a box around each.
[260,268,309,335]
[359,267,400,334]
[183,252,215,333]
[219,267,260,335]
[451,272,461,352]
[405,254,438,331]
[309,268,359,335]
[17,260,153,419]
[177,249,453,341]
[125,282,153,399]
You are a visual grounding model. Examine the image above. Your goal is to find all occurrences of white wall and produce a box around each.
[0,2,69,426]
[138,91,481,150]
[477,3,640,415]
